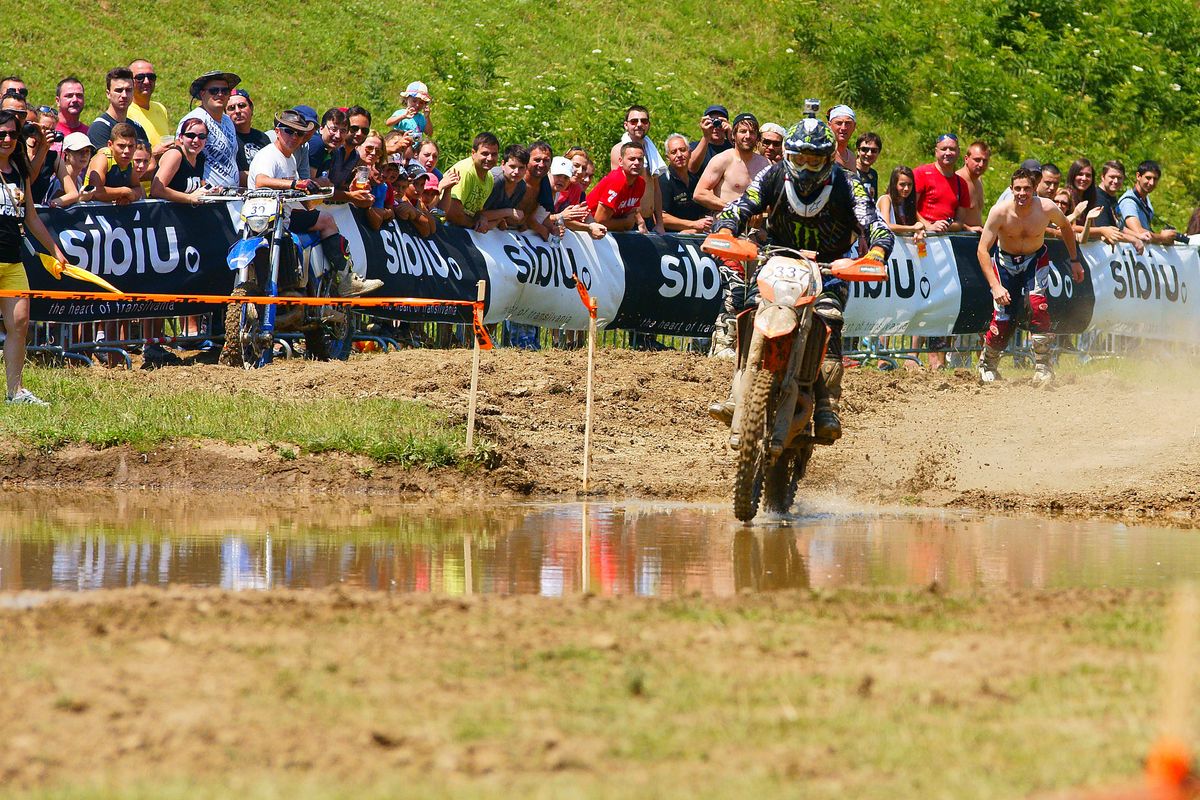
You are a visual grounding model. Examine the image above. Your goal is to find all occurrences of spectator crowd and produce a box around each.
[0,62,1191,368]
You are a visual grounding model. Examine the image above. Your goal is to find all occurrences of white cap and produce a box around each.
[62,132,93,152]
[760,122,786,138]
[550,156,575,177]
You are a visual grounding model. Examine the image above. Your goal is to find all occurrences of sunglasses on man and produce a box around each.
[205,86,231,97]
[134,72,157,83]
[3,87,28,99]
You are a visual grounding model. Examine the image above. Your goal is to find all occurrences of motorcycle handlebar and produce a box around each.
[198,187,335,204]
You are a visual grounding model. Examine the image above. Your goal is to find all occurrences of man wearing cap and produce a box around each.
[126,59,171,153]
[87,67,150,151]
[688,104,732,176]
[827,105,857,173]
[693,113,771,359]
[245,111,381,294]
[228,89,270,188]
[759,123,785,164]
[178,70,240,189]
[268,105,317,179]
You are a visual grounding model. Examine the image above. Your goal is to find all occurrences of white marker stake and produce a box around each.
[466,280,485,451]
[582,298,598,493]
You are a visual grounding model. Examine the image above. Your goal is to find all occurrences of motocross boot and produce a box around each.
[321,236,384,297]
[1030,333,1054,387]
[812,359,843,441]
[708,316,737,361]
[708,367,740,426]
[978,345,1003,383]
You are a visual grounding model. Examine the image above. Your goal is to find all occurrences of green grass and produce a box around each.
[0,366,479,467]
[1,588,1190,799]
[2,0,1196,222]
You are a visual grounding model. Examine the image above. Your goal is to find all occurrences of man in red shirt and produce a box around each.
[586,142,648,232]
[913,133,971,233]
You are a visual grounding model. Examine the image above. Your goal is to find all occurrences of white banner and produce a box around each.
[469,230,625,328]
[842,236,963,337]
[1085,240,1199,342]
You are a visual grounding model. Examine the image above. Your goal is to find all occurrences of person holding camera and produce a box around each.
[687,104,733,177]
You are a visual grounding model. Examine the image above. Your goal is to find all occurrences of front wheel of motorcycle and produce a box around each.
[733,366,780,523]
[220,283,264,369]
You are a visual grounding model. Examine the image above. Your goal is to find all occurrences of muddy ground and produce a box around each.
[2,349,1196,524]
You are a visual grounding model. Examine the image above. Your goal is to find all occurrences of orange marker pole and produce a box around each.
[582,297,598,493]
[466,280,486,451]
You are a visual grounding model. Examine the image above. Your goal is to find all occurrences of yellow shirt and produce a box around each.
[127,100,171,146]
[449,156,494,217]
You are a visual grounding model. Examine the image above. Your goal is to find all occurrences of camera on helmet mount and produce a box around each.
[802,99,820,119]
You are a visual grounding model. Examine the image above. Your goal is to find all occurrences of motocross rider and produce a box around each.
[708,110,894,441]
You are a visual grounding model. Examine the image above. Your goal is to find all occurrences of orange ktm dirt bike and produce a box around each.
[701,232,888,522]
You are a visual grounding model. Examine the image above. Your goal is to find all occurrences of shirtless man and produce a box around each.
[692,113,770,213]
[976,167,1084,387]
[955,140,990,231]
[692,113,770,359]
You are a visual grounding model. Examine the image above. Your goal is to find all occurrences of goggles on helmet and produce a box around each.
[786,152,828,172]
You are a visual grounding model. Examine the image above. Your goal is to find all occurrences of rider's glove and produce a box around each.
[863,246,887,264]
[295,179,317,193]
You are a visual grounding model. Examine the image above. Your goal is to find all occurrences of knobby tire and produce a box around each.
[733,367,780,522]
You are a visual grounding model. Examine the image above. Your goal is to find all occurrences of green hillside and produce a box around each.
[5,0,1198,222]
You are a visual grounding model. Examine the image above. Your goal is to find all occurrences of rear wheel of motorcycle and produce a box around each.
[733,367,779,523]
[763,450,798,515]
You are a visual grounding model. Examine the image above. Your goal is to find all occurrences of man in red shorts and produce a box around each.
[586,141,648,233]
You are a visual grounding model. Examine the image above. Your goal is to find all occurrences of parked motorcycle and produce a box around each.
[701,232,888,522]
[205,187,353,368]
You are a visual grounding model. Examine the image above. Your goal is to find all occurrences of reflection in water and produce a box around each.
[0,492,1198,596]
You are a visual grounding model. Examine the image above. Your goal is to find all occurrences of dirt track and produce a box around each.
[2,349,1197,524]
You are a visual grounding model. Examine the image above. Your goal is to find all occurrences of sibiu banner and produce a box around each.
[20,201,1200,343]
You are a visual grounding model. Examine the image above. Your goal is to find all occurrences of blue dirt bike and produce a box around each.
[204,187,354,368]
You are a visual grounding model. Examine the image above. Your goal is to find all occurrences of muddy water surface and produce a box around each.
[0,492,1196,595]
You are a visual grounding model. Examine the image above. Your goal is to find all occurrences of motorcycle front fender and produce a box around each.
[227,236,270,271]
[754,305,799,339]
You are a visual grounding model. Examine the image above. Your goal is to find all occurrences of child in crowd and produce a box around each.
[385,82,432,143]
[421,172,440,213]
[132,141,153,195]
[550,156,583,210]
[84,123,143,204]
[48,132,93,208]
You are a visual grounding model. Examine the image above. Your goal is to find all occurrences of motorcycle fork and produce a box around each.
[768,309,811,455]
[259,215,286,366]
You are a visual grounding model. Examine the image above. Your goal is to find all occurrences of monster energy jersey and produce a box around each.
[713,163,894,263]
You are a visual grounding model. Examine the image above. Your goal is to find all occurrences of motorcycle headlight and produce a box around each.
[244,214,271,235]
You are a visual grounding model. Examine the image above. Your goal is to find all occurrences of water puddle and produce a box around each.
[0,493,1196,596]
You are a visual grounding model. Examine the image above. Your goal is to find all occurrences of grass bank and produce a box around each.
[0,587,1182,798]
[3,0,1198,220]
[0,366,477,468]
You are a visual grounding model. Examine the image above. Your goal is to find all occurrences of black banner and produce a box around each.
[24,201,239,322]
[608,232,722,335]
[949,235,1096,335]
